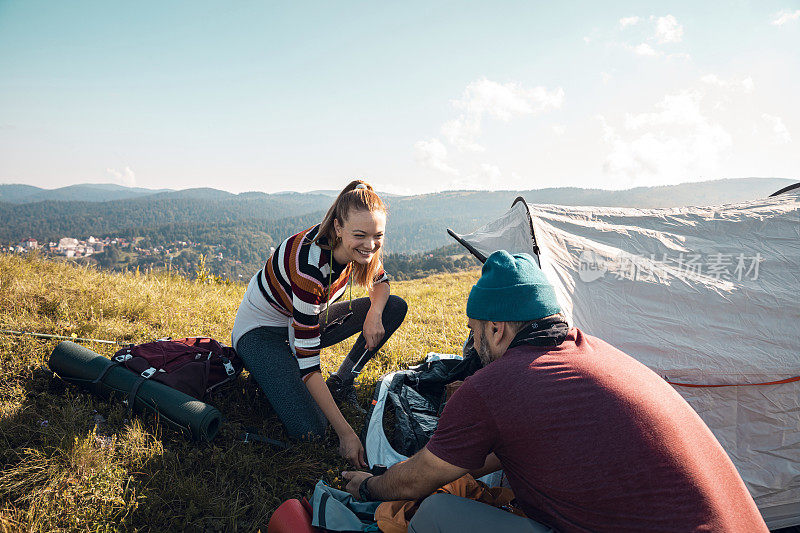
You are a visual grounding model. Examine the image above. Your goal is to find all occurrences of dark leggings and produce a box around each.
[235,295,407,439]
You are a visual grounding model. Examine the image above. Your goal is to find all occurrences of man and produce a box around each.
[343,250,768,532]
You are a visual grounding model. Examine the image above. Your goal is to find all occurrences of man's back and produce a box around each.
[426,328,767,532]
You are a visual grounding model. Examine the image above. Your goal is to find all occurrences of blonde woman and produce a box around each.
[232,180,407,467]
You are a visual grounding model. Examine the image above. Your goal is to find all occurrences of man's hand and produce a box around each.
[340,447,469,502]
[342,470,373,499]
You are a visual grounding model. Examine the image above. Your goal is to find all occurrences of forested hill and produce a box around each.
[0,193,334,244]
[1,178,793,251]
[1,177,794,281]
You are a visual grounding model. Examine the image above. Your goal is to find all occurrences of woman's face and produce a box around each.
[333,208,386,265]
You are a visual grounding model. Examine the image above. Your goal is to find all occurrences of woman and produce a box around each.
[232,180,407,467]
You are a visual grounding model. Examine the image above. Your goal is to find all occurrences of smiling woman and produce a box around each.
[230,180,407,468]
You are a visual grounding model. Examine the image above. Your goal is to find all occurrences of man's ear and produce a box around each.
[489,321,505,342]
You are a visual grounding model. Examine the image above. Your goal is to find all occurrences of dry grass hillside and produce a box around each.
[0,252,479,531]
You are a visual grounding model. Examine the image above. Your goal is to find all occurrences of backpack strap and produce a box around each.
[90,361,120,395]
[220,355,236,376]
[125,367,164,413]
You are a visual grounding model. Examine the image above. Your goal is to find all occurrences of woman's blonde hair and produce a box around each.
[314,180,387,288]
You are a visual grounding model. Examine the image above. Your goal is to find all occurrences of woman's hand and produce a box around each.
[362,309,385,350]
[339,430,368,468]
[304,373,367,467]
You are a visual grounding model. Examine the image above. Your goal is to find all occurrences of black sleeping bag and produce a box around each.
[363,333,483,458]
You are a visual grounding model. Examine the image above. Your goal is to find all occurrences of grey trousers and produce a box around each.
[408,494,555,533]
[235,295,407,439]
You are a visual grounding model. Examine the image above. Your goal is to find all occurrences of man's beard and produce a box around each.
[477,329,495,367]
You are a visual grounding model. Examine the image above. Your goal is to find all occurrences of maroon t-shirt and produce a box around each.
[426,328,767,533]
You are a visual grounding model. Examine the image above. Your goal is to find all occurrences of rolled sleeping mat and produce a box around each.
[49,341,222,441]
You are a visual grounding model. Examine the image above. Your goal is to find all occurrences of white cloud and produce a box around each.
[601,72,613,84]
[552,124,567,136]
[415,78,564,181]
[445,162,504,190]
[771,10,800,25]
[622,91,702,129]
[441,116,485,152]
[106,166,136,187]
[441,78,564,151]
[700,74,755,93]
[599,89,733,186]
[666,52,692,60]
[619,16,640,29]
[623,43,690,60]
[762,114,792,144]
[654,15,684,43]
[451,79,564,121]
[633,43,658,56]
[414,138,459,175]
[616,14,685,58]
[478,163,502,185]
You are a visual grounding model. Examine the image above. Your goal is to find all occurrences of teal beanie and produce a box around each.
[466,251,562,322]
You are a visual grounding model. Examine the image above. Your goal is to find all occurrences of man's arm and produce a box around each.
[343,375,497,500]
[343,446,468,501]
[469,452,501,479]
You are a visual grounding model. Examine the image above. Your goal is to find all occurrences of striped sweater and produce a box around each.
[250,225,388,376]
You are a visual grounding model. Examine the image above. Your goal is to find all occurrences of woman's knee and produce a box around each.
[385,295,408,323]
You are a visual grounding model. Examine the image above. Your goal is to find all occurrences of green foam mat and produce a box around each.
[49,341,222,441]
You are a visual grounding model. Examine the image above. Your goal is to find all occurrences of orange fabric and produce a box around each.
[374,474,524,533]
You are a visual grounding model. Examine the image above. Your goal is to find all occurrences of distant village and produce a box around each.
[3,234,471,281]
[1,236,120,257]
[0,236,208,260]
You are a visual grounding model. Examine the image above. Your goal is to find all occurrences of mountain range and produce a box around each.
[1,178,795,255]
[0,183,173,203]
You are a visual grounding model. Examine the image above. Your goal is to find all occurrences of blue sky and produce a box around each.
[0,0,798,194]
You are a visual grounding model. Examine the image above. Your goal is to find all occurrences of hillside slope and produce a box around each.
[0,253,477,531]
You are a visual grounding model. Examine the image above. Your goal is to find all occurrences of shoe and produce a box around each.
[326,374,366,414]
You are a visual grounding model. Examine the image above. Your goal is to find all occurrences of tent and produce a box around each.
[446,186,800,529]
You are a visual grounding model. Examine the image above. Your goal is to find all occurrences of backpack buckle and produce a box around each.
[141,367,157,379]
[222,358,235,376]
[114,354,133,362]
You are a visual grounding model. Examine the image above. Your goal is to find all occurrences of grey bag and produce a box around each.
[310,480,381,532]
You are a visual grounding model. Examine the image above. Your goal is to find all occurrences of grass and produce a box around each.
[0,252,479,531]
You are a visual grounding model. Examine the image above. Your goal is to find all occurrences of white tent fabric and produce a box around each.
[452,193,800,529]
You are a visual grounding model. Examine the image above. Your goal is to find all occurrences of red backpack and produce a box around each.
[112,337,243,400]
